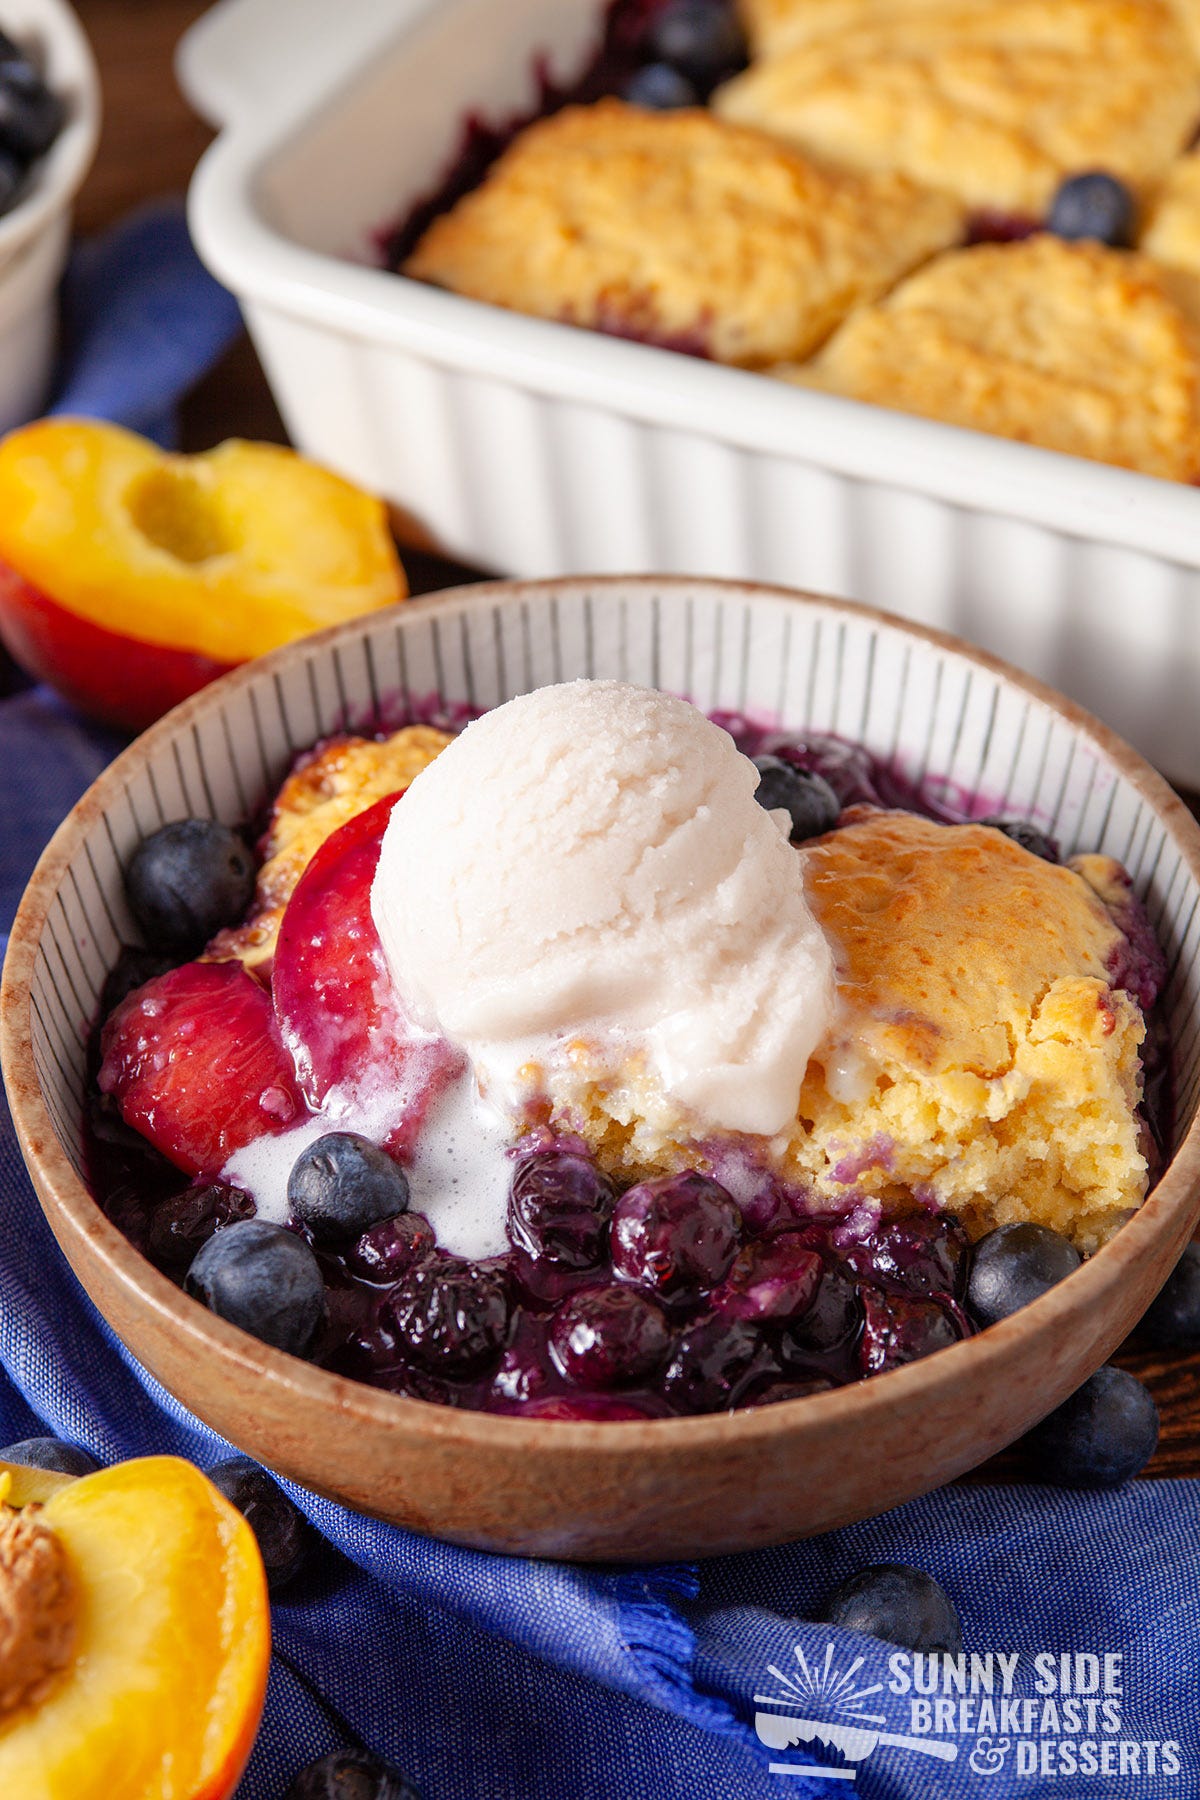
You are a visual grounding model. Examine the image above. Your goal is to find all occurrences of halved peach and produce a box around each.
[0,419,407,729]
[0,1455,270,1799]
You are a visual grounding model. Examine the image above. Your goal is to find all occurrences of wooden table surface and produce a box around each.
[66,0,1200,1484]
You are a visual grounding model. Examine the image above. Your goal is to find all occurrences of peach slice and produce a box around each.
[0,418,407,729]
[0,1455,270,1799]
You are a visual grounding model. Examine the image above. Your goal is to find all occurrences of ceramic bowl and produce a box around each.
[4,577,1200,1561]
[0,0,99,428]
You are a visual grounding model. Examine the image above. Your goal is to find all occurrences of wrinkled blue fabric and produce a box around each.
[0,212,1197,1800]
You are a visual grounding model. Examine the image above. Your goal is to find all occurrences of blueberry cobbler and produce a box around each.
[389,0,1200,482]
[87,682,1170,1420]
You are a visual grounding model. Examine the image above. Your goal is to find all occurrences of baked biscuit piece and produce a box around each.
[206,726,452,975]
[781,237,1200,482]
[739,0,963,59]
[1143,151,1200,295]
[538,810,1152,1251]
[789,812,1149,1249]
[405,100,963,367]
[716,0,1200,215]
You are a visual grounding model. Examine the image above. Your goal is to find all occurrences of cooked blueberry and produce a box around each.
[345,1210,435,1284]
[0,54,65,161]
[622,61,699,108]
[1024,1365,1158,1489]
[978,816,1059,862]
[647,0,747,90]
[859,1290,965,1375]
[1047,171,1135,248]
[288,1133,410,1245]
[99,945,176,1019]
[508,1150,615,1270]
[781,1265,861,1357]
[663,1316,766,1412]
[285,1749,421,1800]
[145,1181,255,1276]
[385,1258,510,1376]
[185,1220,324,1357]
[967,1222,1080,1327]
[125,818,256,956]
[751,756,840,843]
[208,1454,310,1591]
[1140,1242,1200,1348]
[549,1285,672,1389]
[0,1437,99,1476]
[820,1564,963,1654]
[612,1172,742,1301]
[850,1215,970,1299]
[713,1233,822,1321]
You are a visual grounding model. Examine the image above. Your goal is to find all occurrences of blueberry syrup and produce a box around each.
[84,713,1173,1419]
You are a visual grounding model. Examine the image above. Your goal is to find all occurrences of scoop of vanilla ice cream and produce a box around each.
[371,680,835,1138]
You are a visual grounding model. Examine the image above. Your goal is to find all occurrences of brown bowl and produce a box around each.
[4,576,1200,1561]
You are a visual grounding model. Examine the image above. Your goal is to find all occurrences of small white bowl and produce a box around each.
[0,0,99,274]
[0,0,99,426]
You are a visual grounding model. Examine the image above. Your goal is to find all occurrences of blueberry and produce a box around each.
[549,1285,672,1389]
[344,1211,435,1284]
[978,816,1059,863]
[1047,171,1135,249]
[612,1172,742,1302]
[713,1233,823,1321]
[145,1181,255,1277]
[647,0,747,91]
[285,1749,421,1800]
[0,1437,100,1476]
[781,1266,861,1358]
[0,55,65,161]
[967,1222,1080,1327]
[751,756,841,843]
[1024,1365,1159,1488]
[859,1290,966,1375]
[125,819,256,956]
[1140,1242,1200,1349]
[663,1315,767,1412]
[850,1215,970,1300]
[385,1257,510,1376]
[99,945,176,1019]
[821,1564,963,1654]
[621,62,699,109]
[208,1455,310,1592]
[185,1220,325,1357]
[288,1134,410,1246]
[508,1150,615,1271]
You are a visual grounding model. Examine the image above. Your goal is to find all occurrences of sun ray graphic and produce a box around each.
[754,1644,887,1723]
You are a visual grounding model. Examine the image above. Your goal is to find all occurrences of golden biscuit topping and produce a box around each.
[0,1508,77,1718]
[405,99,962,367]
[783,236,1200,481]
[718,0,1200,214]
[799,809,1123,1078]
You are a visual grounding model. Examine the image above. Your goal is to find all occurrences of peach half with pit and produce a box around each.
[0,1454,270,1798]
[0,418,407,729]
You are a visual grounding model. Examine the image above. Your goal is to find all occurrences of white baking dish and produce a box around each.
[180,0,1200,787]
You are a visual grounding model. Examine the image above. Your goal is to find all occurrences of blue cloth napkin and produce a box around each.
[1,208,1198,1800]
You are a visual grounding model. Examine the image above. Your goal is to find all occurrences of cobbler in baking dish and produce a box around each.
[87,682,1170,1419]
[391,0,1200,482]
